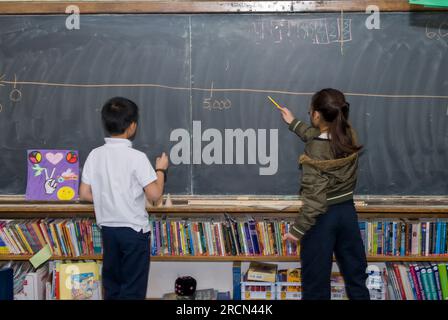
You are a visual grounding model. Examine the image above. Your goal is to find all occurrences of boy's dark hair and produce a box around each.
[101,97,139,135]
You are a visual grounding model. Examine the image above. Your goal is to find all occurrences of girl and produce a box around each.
[281,88,370,300]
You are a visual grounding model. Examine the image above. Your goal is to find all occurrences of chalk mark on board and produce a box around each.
[254,18,352,45]
[9,74,22,102]
[1,75,448,100]
[210,81,214,98]
[425,20,448,42]
[340,9,344,55]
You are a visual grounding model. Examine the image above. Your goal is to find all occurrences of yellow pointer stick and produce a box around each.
[267,96,285,111]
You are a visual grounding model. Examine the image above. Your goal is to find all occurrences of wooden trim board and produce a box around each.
[0,0,446,15]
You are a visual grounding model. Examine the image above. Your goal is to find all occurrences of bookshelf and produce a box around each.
[1,196,448,263]
[1,254,448,262]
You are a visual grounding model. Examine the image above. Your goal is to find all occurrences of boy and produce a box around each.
[79,97,168,300]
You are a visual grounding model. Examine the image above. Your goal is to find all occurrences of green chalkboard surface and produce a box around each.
[0,13,447,195]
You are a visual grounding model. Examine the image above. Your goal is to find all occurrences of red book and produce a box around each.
[392,263,407,299]
[214,224,222,256]
[55,269,60,300]
[409,264,422,300]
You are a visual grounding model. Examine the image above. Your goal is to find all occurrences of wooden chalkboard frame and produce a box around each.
[0,0,447,15]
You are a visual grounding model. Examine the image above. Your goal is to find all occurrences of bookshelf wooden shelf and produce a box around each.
[1,196,448,264]
[2,254,448,262]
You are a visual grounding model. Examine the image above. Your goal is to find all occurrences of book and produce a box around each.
[247,262,277,282]
[59,262,101,300]
[438,263,448,300]
[431,263,442,300]
[408,264,422,300]
[425,264,437,300]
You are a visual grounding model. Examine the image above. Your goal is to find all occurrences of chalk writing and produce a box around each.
[426,20,448,42]
[203,82,232,110]
[252,18,352,45]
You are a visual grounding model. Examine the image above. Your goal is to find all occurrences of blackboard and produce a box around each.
[0,13,447,196]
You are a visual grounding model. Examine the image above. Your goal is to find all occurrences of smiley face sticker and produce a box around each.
[57,186,75,200]
[29,151,42,164]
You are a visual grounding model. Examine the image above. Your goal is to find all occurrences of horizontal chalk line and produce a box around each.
[1,79,448,100]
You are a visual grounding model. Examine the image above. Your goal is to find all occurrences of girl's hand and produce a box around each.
[280,107,295,125]
[282,232,299,242]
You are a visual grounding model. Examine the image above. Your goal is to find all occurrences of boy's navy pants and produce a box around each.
[101,226,150,300]
[299,199,370,300]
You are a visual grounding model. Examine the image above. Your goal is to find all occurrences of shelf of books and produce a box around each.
[1,255,448,262]
[1,198,447,300]
[1,212,448,262]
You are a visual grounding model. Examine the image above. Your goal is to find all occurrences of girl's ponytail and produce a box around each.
[311,89,362,159]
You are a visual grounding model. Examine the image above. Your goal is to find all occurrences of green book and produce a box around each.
[426,265,438,300]
[373,222,378,255]
[438,263,448,300]
[420,267,431,300]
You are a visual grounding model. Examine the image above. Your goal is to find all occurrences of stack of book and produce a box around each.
[359,220,448,256]
[0,219,102,257]
[149,217,299,257]
[384,262,448,300]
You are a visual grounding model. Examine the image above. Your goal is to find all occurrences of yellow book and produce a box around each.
[179,222,185,255]
[59,262,101,300]
[15,223,34,254]
[49,222,62,256]
[2,227,20,254]
[63,221,76,257]
[172,221,179,255]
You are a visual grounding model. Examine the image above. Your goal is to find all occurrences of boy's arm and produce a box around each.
[143,172,165,202]
[79,182,93,202]
[141,152,169,202]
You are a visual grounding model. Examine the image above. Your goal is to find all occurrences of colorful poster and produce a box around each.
[26,150,79,201]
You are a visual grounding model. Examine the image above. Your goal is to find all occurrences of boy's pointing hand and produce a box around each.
[156,152,169,170]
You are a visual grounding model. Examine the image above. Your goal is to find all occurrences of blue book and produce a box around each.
[187,222,194,256]
[432,264,442,300]
[243,222,254,255]
[383,222,388,255]
[377,221,383,255]
[232,263,241,300]
[392,222,397,256]
[0,268,13,300]
[400,223,406,256]
[436,222,441,255]
[421,223,426,256]
[248,221,260,255]
[387,222,392,255]
[414,265,426,300]
[166,220,172,254]
[0,234,7,248]
[151,220,157,255]
[440,222,444,254]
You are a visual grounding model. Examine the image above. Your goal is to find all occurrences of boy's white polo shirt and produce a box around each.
[81,138,157,233]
